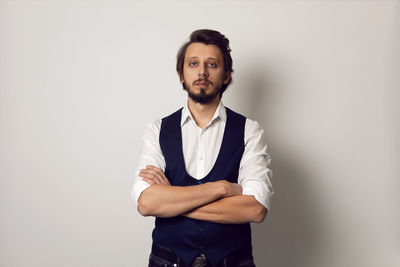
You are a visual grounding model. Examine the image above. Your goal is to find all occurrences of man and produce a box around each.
[132,29,273,267]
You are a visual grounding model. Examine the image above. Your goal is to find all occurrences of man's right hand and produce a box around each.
[214,180,242,197]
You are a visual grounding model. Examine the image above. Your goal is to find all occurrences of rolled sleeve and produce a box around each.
[131,119,165,206]
[132,177,151,203]
[239,119,274,210]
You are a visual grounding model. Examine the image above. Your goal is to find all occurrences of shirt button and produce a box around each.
[199,156,203,160]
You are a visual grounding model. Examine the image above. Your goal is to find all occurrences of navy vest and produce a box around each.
[153,107,252,267]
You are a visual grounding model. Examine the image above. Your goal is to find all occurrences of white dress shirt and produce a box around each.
[132,101,274,210]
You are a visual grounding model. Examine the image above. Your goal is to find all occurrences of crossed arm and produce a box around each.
[137,166,267,224]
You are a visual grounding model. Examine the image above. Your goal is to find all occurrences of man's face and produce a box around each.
[179,42,231,104]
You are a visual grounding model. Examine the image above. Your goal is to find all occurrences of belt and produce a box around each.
[151,243,180,264]
[151,243,253,266]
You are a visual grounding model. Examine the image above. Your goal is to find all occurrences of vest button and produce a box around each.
[197,180,202,184]
[199,227,204,232]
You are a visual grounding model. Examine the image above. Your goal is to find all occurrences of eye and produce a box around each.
[189,61,198,67]
[208,62,216,68]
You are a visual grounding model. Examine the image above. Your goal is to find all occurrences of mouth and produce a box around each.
[194,80,211,88]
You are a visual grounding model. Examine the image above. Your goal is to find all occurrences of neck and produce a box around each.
[187,96,220,129]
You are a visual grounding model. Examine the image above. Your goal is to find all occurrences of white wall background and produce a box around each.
[1,0,399,266]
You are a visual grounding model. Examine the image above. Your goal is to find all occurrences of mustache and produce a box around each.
[193,78,212,85]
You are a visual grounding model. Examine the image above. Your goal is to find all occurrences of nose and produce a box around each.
[198,64,209,78]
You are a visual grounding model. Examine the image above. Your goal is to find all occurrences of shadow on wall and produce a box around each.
[239,63,325,267]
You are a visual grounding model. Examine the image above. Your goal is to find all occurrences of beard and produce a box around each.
[182,79,221,104]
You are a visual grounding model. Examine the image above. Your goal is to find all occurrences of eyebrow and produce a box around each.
[187,56,218,61]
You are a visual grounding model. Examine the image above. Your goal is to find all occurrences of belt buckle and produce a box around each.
[192,254,208,265]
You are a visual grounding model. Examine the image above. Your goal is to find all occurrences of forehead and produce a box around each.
[184,42,223,61]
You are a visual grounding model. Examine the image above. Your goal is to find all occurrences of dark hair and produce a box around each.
[176,29,233,96]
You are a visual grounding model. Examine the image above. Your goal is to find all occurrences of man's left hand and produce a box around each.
[139,165,171,185]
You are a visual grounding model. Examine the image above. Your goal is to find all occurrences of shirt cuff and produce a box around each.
[242,181,273,210]
[131,175,151,204]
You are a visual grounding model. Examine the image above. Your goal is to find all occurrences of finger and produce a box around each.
[145,169,165,184]
[146,165,164,173]
[145,166,168,184]
[163,178,171,185]
[146,165,159,170]
[140,169,163,184]
[139,174,157,185]
[140,172,161,184]
[146,166,170,185]
[141,177,155,185]
[236,184,243,195]
[139,170,160,183]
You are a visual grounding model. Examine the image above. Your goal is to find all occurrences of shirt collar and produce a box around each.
[181,100,227,127]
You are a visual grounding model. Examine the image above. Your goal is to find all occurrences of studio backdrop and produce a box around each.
[1,1,399,266]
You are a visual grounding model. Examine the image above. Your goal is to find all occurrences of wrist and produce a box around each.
[209,180,228,198]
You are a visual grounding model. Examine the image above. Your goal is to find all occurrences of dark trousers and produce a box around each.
[148,243,256,267]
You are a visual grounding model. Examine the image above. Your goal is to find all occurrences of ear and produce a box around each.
[223,71,231,84]
[177,71,184,83]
